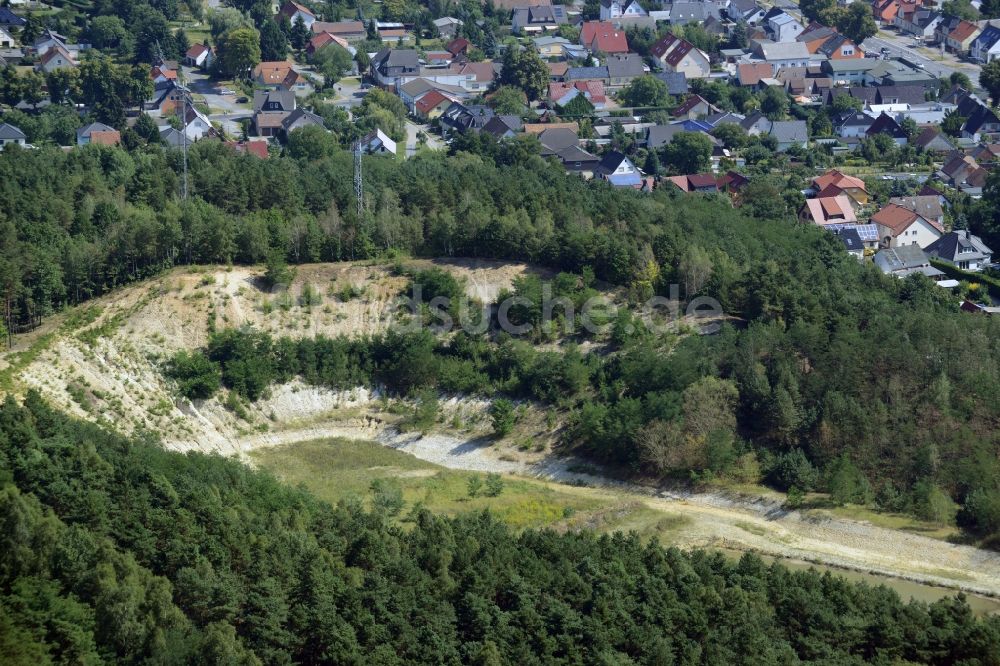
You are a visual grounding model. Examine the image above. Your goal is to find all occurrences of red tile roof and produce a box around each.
[812,169,867,192]
[415,90,452,115]
[186,44,210,59]
[580,21,629,54]
[737,63,772,86]
[950,20,980,42]
[446,37,471,56]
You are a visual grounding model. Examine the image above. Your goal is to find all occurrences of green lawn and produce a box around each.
[250,438,610,529]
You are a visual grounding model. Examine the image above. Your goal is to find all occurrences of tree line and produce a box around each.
[2,393,1000,663]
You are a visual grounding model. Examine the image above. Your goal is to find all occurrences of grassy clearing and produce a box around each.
[822,504,960,541]
[250,438,608,530]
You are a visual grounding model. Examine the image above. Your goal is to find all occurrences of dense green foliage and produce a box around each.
[4,135,1000,539]
[2,394,1000,663]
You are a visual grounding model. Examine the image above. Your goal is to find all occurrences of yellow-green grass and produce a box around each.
[250,438,609,529]
[821,504,960,541]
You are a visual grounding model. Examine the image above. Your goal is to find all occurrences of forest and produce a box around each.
[3,138,1000,544]
[2,393,1000,664]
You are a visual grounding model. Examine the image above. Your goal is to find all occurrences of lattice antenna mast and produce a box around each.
[354,140,363,216]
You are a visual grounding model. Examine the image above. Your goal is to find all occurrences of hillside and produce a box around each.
[7,260,1000,599]
[5,260,531,453]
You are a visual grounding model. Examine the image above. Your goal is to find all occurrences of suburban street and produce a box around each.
[862,30,982,88]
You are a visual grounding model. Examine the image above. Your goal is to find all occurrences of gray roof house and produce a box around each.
[768,120,808,151]
[606,54,645,88]
[254,90,296,113]
[925,230,993,271]
[370,48,420,86]
[874,245,944,278]
[889,195,945,227]
[654,71,689,95]
[0,122,26,148]
[512,5,567,34]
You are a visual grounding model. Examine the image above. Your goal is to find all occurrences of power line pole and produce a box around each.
[354,139,363,216]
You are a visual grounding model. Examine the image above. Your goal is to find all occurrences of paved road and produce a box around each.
[405,119,444,157]
[769,0,981,88]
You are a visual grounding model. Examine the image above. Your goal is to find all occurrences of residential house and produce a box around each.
[597,151,643,188]
[480,115,523,139]
[740,110,773,136]
[512,5,567,33]
[668,3,718,25]
[159,127,187,148]
[812,169,870,206]
[253,61,314,96]
[866,112,908,144]
[971,23,1000,62]
[650,33,710,79]
[956,93,1000,141]
[552,145,602,176]
[937,152,989,195]
[0,123,25,149]
[180,105,213,141]
[799,194,858,225]
[184,43,214,69]
[753,41,811,75]
[398,78,468,112]
[282,108,324,134]
[914,126,954,153]
[665,173,725,193]
[889,195,945,227]
[439,102,495,136]
[821,58,878,83]
[370,49,420,87]
[151,64,177,87]
[835,111,875,138]
[253,111,290,138]
[36,44,75,72]
[936,18,980,54]
[606,54,645,88]
[415,90,455,120]
[764,8,805,42]
[0,26,15,49]
[361,128,397,155]
[446,38,471,58]
[146,81,191,117]
[674,94,720,119]
[254,89,296,113]
[893,6,942,40]
[871,203,944,248]
[565,66,610,84]
[864,59,937,86]
[580,21,629,54]
[277,1,316,29]
[655,71,689,95]
[548,81,607,109]
[310,21,367,42]
[737,63,774,87]
[411,61,498,92]
[378,27,412,44]
[797,25,863,59]
[769,120,808,151]
[925,229,993,271]
[534,36,588,59]
[646,123,716,149]
[76,122,120,147]
[874,0,914,24]
[225,141,270,159]
[873,245,944,277]
[835,227,866,259]
[433,17,463,39]
[308,32,351,56]
[600,0,647,21]
[726,0,765,24]
[0,8,25,30]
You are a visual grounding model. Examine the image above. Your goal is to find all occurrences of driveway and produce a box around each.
[405,120,444,157]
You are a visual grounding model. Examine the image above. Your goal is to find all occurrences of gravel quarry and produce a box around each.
[7,261,1000,601]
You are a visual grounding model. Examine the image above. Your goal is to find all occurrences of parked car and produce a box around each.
[236,96,248,103]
